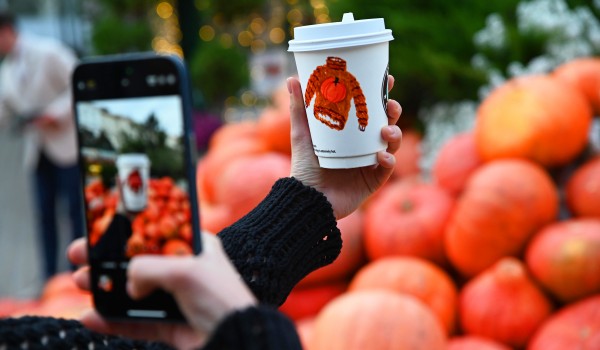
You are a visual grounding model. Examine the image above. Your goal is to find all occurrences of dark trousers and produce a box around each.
[33,152,84,280]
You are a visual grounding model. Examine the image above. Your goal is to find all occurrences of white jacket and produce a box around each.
[0,34,78,169]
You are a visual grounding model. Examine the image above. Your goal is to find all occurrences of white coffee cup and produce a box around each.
[116,153,150,212]
[288,13,394,169]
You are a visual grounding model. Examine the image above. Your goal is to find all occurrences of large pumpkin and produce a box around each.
[459,257,554,349]
[528,294,600,350]
[565,156,600,218]
[212,152,291,222]
[445,159,559,277]
[348,257,458,334]
[447,335,511,350]
[552,57,600,113]
[432,132,482,196]
[475,74,592,167]
[310,290,447,350]
[364,181,454,265]
[525,218,600,303]
[256,106,292,155]
[279,282,347,321]
[392,130,422,179]
[298,210,365,287]
[197,123,270,204]
[199,200,234,234]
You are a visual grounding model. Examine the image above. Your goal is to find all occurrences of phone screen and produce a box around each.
[73,54,200,320]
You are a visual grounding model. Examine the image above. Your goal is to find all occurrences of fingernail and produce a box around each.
[388,126,397,136]
[286,78,292,94]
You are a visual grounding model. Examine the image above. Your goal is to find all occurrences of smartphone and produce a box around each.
[72,53,201,321]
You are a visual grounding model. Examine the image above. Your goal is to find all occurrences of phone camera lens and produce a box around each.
[121,78,130,87]
[146,75,157,86]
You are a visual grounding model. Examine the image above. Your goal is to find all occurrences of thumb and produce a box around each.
[287,77,312,155]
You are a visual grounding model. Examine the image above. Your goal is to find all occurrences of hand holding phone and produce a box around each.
[73,53,202,321]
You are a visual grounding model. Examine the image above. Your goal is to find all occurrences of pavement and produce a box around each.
[0,127,73,299]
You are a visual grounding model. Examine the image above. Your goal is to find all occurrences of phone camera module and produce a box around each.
[121,78,130,87]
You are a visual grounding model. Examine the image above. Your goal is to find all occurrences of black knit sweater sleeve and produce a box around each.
[217,177,342,306]
[202,305,302,350]
[0,177,340,350]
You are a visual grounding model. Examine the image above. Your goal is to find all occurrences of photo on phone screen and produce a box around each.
[73,54,201,321]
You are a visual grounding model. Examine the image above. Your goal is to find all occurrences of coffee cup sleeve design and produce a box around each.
[304,56,368,131]
[127,168,143,193]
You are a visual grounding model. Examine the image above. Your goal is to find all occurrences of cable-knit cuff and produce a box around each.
[218,177,342,306]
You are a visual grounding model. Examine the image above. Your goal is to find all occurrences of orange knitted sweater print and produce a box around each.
[304,57,368,131]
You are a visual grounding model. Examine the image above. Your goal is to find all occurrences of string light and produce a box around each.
[153,0,331,115]
[199,25,215,41]
[238,31,254,47]
[153,0,183,57]
[269,27,285,44]
[156,2,173,19]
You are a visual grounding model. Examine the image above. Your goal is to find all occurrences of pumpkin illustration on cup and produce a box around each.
[305,56,368,131]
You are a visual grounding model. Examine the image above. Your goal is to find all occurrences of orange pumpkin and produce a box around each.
[525,218,600,303]
[459,257,554,349]
[565,156,600,218]
[40,272,80,301]
[0,298,39,318]
[445,159,558,277]
[310,291,447,350]
[392,130,422,179]
[447,336,512,350]
[528,294,600,350]
[364,180,454,265]
[197,122,270,204]
[213,152,291,222]
[475,74,592,167]
[348,257,458,335]
[320,77,347,103]
[208,119,259,150]
[552,57,600,114]
[298,210,365,287]
[432,132,482,196]
[199,200,234,234]
[256,107,292,155]
[279,282,347,321]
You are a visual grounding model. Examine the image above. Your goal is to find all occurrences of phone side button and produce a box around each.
[126,309,167,318]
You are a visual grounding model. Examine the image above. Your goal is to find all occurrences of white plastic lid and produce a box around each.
[288,13,393,52]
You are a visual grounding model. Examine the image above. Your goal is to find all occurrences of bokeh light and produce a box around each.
[199,25,215,41]
[269,27,286,44]
[156,2,174,19]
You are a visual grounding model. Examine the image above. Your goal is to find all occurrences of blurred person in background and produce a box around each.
[0,11,82,281]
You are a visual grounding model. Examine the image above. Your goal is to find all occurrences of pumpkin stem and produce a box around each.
[400,200,414,212]
[334,77,339,85]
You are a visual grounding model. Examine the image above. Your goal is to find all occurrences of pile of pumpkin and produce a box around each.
[1,57,599,349]
[85,176,194,257]
[197,57,600,350]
